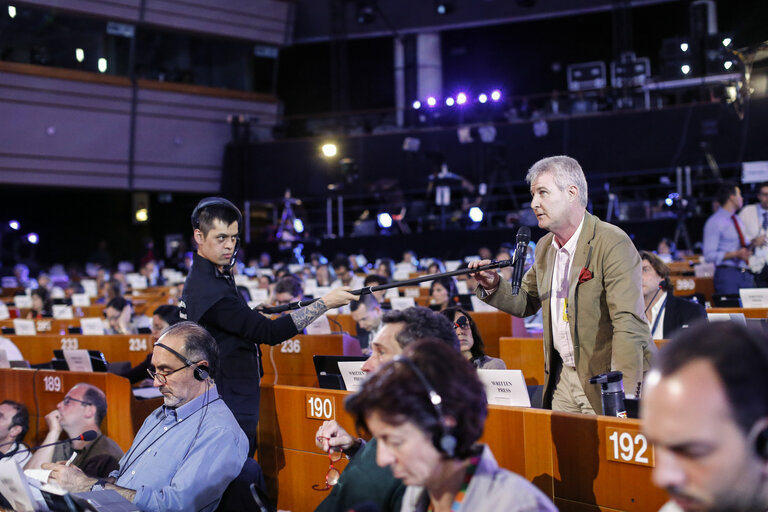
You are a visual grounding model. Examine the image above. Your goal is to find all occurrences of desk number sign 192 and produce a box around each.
[606,427,654,467]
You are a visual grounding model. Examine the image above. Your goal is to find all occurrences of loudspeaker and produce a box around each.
[395,356,457,458]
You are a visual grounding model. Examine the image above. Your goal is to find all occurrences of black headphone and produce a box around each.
[191,197,243,269]
[154,342,210,381]
[394,356,457,458]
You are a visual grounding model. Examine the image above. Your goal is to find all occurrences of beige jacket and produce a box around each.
[481,212,654,413]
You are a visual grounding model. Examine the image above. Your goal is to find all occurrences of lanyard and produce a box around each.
[651,295,669,338]
[427,455,480,512]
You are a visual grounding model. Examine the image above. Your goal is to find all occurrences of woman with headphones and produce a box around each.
[345,339,555,512]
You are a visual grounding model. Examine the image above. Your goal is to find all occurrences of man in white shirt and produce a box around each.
[739,181,768,285]
[640,251,706,340]
[349,294,384,353]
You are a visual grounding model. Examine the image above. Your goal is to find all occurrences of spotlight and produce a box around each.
[75,48,85,63]
[434,0,454,15]
[356,0,376,24]
[412,100,422,110]
[681,64,691,75]
[321,143,338,157]
[680,42,689,53]
[468,207,484,223]
[724,61,733,70]
[456,92,467,105]
[135,208,149,223]
[490,90,502,102]
[377,212,393,229]
[8,5,16,18]
[445,97,455,107]
[293,218,305,233]
[98,58,108,73]
[8,220,19,230]
[478,93,488,104]
[426,96,437,107]
[26,233,39,245]
[722,37,732,47]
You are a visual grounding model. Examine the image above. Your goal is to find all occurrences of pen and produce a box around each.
[65,452,77,467]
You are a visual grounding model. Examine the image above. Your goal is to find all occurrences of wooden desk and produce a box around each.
[0,318,81,334]
[707,307,768,319]
[262,334,354,388]
[671,276,714,302]
[499,337,546,386]
[471,311,514,358]
[500,337,670,388]
[257,385,667,512]
[0,368,160,451]
[8,334,154,366]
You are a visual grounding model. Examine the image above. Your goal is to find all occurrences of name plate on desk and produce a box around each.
[14,295,32,308]
[390,297,415,311]
[477,369,531,407]
[71,293,91,307]
[605,427,655,467]
[80,317,106,335]
[306,393,336,421]
[338,361,366,392]
[739,288,768,308]
[63,349,94,372]
[53,305,74,319]
[13,319,36,335]
[0,302,9,320]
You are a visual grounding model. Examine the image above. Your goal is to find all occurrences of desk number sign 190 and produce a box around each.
[306,394,335,420]
[606,427,655,467]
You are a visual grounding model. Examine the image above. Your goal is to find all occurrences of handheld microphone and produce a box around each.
[13,430,98,455]
[511,226,531,296]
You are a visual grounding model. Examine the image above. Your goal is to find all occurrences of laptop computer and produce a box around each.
[52,350,109,372]
[711,294,741,308]
[313,355,368,390]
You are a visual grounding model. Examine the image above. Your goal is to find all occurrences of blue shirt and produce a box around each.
[110,385,247,512]
[703,208,747,268]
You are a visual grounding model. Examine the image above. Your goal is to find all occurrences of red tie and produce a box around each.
[731,214,747,248]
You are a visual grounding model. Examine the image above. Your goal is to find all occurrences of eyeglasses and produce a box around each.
[312,437,343,491]
[147,362,200,385]
[454,316,471,330]
[62,396,93,407]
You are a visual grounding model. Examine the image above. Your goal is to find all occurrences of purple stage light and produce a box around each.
[478,93,488,104]
[456,92,467,105]
[426,96,437,107]
[491,90,502,101]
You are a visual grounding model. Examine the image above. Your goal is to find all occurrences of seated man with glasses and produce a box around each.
[25,383,123,478]
[42,322,247,512]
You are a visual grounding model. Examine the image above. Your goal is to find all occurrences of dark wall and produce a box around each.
[238,98,768,199]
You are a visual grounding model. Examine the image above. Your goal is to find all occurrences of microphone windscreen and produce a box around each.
[77,430,98,442]
[516,226,531,245]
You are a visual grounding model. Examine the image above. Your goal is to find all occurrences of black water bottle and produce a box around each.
[589,371,627,418]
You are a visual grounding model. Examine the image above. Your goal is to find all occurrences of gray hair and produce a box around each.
[526,155,588,208]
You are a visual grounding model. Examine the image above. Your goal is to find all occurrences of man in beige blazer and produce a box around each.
[470,156,654,414]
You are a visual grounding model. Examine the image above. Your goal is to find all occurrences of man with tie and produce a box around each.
[703,182,759,294]
[738,181,768,286]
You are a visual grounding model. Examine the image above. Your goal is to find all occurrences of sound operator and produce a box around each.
[179,197,355,455]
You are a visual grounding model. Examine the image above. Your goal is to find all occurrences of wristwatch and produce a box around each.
[90,479,109,492]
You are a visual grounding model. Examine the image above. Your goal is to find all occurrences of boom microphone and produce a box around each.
[511,226,531,296]
[13,430,98,454]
